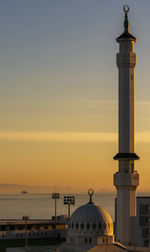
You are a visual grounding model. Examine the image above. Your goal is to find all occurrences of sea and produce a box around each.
[0,193,116,221]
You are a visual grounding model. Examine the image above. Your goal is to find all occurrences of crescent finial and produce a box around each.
[123,5,129,14]
[88,189,94,203]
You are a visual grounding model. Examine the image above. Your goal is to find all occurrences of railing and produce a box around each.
[27,247,58,252]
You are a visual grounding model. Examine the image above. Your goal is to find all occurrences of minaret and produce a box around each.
[113,5,139,245]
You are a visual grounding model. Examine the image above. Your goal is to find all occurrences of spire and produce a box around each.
[123,5,129,33]
[116,5,136,42]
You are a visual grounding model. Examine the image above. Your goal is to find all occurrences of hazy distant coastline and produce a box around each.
[0,184,116,194]
[0,184,149,195]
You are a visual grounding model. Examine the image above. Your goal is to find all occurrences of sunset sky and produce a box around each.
[1,0,150,192]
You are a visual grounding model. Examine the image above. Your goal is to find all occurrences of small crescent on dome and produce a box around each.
[88,189,94,196]
[123,5,129,14]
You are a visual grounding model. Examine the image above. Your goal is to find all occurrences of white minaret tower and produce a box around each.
[113,5,139,245]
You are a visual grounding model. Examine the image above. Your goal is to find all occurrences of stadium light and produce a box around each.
[64,195,75,219]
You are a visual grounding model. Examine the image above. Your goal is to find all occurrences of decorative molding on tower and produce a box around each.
[113,152,139,160]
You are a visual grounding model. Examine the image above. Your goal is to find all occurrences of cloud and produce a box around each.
[136,132,150,142]
[0,131,150,143]
[0,131,117,142]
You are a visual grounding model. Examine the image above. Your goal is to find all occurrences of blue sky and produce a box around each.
[0,0,147,103]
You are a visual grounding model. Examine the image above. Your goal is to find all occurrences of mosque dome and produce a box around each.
[68,190,113,238]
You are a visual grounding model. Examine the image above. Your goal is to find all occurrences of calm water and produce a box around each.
[0,193,116,220]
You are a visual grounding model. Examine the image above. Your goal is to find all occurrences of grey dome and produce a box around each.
[68,201,113,237]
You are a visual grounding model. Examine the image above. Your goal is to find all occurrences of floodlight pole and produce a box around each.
[22,216,29,252]
[68,204,71,220]
[52,193,60,231]
[55,197,57,226]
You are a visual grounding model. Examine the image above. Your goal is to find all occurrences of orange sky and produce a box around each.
[1,1,150,193]
[0,131,150,192]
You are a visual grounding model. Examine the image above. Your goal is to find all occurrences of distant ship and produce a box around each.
[21,191,28,194]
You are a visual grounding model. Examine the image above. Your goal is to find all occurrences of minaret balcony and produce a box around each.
[116,52,136,68]
[114,172,139,187]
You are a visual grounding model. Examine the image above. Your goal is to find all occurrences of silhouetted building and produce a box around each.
[136,197,150,247]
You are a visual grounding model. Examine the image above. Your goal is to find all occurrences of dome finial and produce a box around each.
[123,5,129,33]
[88,189,94,203]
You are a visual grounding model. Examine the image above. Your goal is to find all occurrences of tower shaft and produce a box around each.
[113,6,139,246]
[118,49,135,154]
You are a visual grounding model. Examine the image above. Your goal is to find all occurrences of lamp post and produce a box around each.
[64,195,75,219]
[52,193,60,230]
[22,215,29,251]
